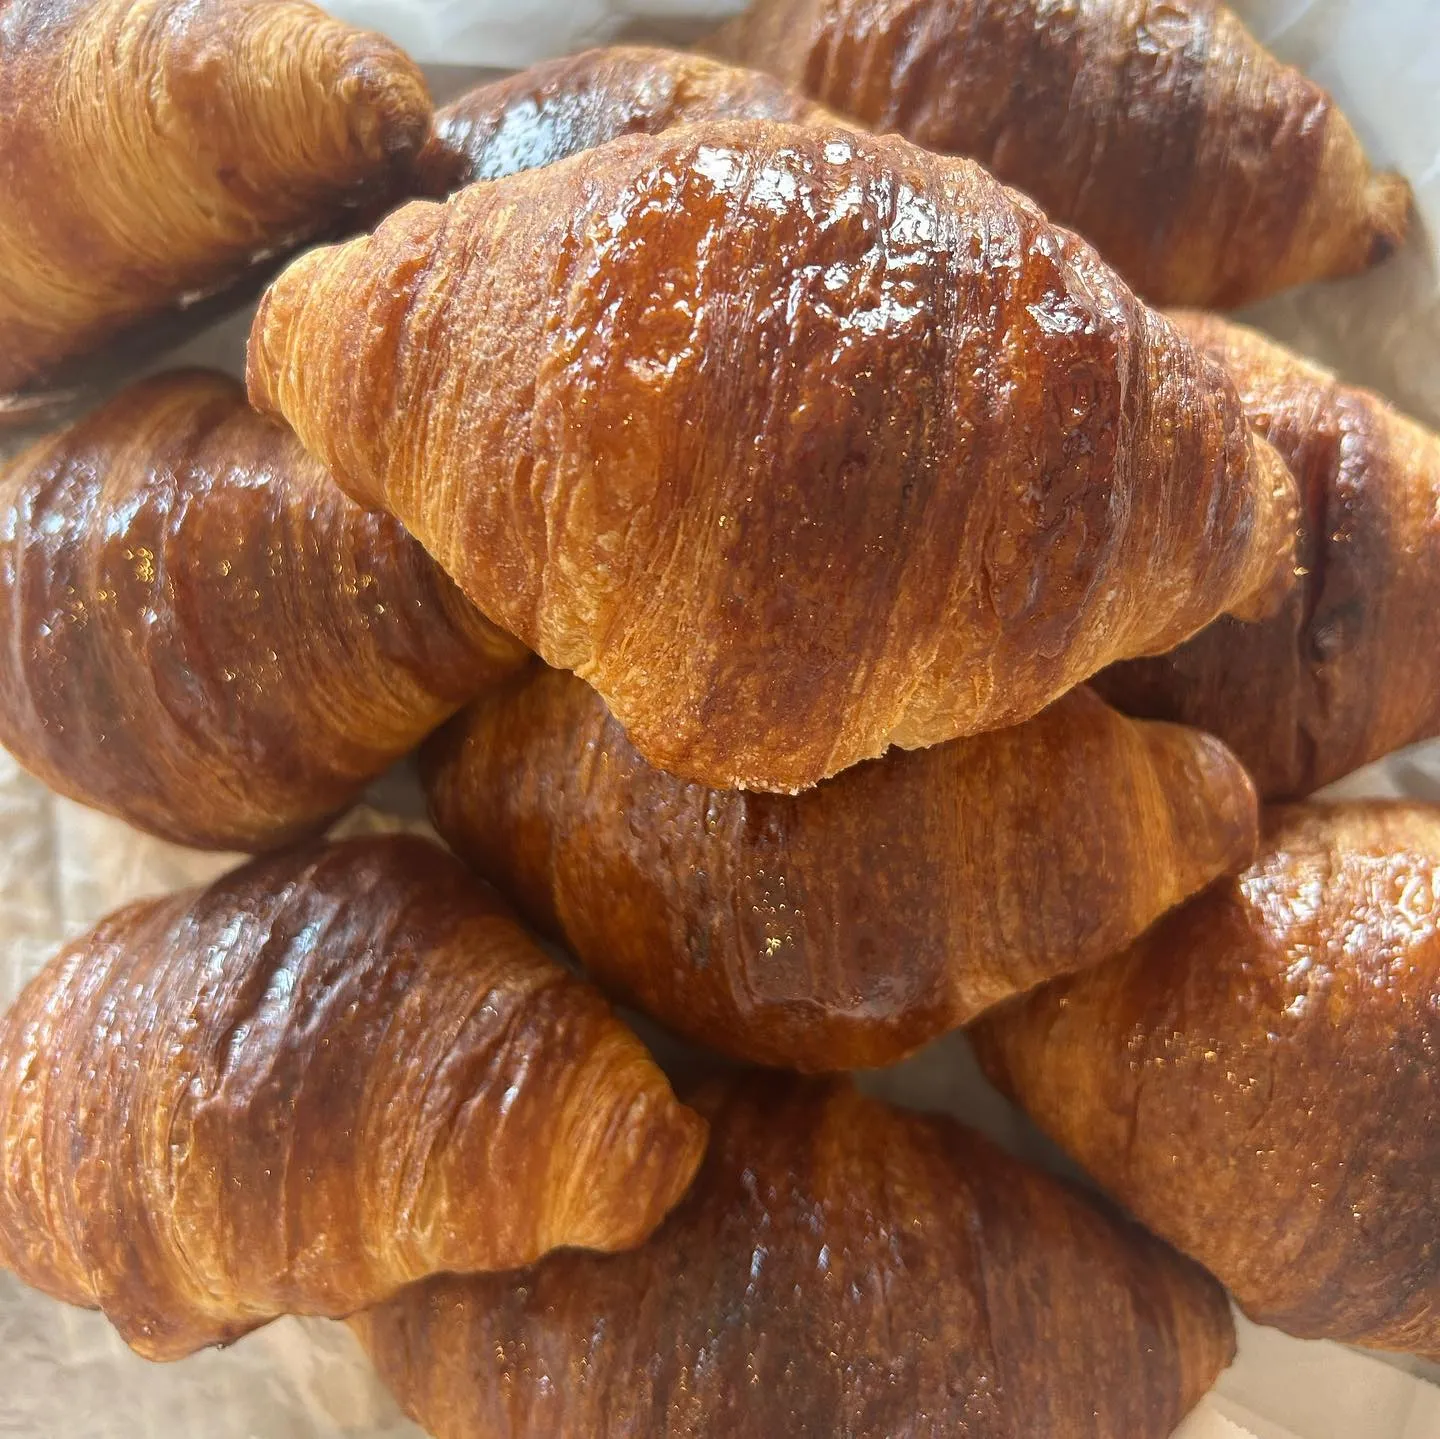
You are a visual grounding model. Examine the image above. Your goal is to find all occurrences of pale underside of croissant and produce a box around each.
[0,836,706,1361]
[707,0,1411,309]
[0,0,433,393]
[424,666,1257,1070]
[353,1074,1235,1439]
[1097,313,1440,799]
[0,370,528,851]
[973,802,1440,1360]
[420,45,828,193]
[249,119,1297,793]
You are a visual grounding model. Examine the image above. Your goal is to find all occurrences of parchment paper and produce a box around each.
[2,3,1438,1435]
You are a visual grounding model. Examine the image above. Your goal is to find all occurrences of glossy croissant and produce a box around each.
[424,666,1257,1070]
[0,836,706,1361]
[354,1074,1235,1439]
[419,45,826,192]
[0,370,527,851]
[1097,314,1440,798]
[249,119,1297,793]
[973,802,1440,1359]
[708,0,1411,309]
[0,0,432,393]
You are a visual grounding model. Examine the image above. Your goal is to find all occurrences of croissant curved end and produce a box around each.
[1226,435,1301,624]
[245,247,355,480]
[1362,171,1414,268]
[248,275,292,403]
[247,218,433,512]
[1139,721,1260,883]
[331,30,434,168]
[260,8,433,182]
[542,1034,709,1255]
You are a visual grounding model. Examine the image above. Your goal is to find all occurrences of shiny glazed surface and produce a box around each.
[420,45,827,191]
[974,801,1440,1358]
[708,0,1410,308]
[0,371,527,850]
[0,836,706,1361]
[249,119,1296,792]
[0,0,433,391]
[353,1074,1235,1439]
[1098,313,1440,798]
[425,666,1257,1070]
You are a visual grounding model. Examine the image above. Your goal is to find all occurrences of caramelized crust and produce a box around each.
[420,45,827,192]
[424,667,1256,1070]
[974,802,1440,1358]
[0,837,706,1361]
[249,119,1296,792]
[0,0,433,391]
[1098,313,1440,798]
[353,1074,1235,1439]
[0,371,528,850]
[708,0,1410,308]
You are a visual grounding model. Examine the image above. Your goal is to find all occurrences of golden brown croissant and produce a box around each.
[419,45,827,193]
[707,0,1411,309]
[973,801,1440,1359]
[353,1073,1235,1439]
[0,0,432,393]
[423,665,1257,1070]
[0,370,528,850]
[248,119,1297,792]
[0,835,706,1362]
[1096,313,1440,798]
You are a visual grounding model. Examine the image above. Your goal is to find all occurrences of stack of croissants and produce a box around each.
[1,0,1437,1433]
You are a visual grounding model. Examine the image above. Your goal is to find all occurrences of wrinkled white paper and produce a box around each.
[2,2,1439,1435]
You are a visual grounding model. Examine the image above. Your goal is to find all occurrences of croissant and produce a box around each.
[353,1073,1234,1438]
[973,802,1440,1359]
[423,665,1257,1070]
[707,0,1411,309]
[0,370,528,851]
[0,835,706,1361]
[1096,313,1440,799]
[248,119,1297,792]
[419,46,827,193]
[0,0,432,393]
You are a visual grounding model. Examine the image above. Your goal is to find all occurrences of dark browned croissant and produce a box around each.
[420,46,826,193]
[424,665,1257,1070]
[0,370,528,850]
[973,802,1440,1359]
[0,836,706,1361]
[708,0,1411,309]
[353,1074,1235,1438]
[1097,313,1440,798]
[249,119,1297,793]
[0,0,432,393]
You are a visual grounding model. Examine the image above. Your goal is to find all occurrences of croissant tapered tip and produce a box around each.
[245,246,330,437]
[1226,434,1301,624]
[547,1066,709,1255]
[248,207,452,510]
[1362,170,1414,268]
[333,34,434,169]
[1141,721,1260,884]
[244,281,286,418]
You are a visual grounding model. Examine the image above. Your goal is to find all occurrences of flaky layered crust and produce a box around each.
[424,667,1256,1070]
[353,1075,1234,1439]
[0,0,433,391]
[420,45,828,192]
[249,119,1296,792]
[708,0,1410,308]
[0,371,528,850]
[0,837,706,1360]
[974,802,1440,1359]
[1098,313,1440,798]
